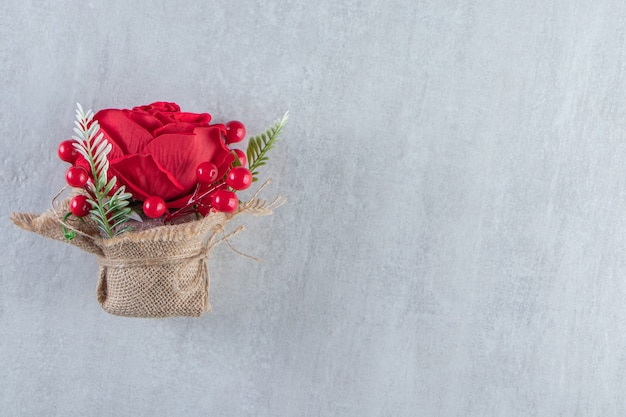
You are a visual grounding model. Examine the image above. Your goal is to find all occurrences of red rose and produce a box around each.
[93,102,234,208]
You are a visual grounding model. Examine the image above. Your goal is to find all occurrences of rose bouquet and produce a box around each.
[12,102,287,317]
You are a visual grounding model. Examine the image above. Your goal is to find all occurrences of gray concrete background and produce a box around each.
[2,0,626,416]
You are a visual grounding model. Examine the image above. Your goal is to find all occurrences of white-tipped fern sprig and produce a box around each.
[72,103,133,237]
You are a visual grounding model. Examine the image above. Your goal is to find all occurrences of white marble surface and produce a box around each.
[2,1,626,415]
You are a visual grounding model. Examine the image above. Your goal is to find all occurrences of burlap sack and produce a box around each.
[94,213,228,317]
[11,195,280,318]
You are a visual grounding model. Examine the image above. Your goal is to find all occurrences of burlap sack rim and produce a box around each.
[11,208,103,255]
[11,200,239,253]
[95,211,230,248]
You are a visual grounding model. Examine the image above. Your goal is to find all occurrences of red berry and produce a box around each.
[74,156,91,174]
[57,140,78,163]
[226,167,253,190]
[143,196,167,218]
[233,149,247,167]
[69,195,91,217]
[196,162,219,184]
[65,166,89,187]
[196,203,211,217]
[211,190,238,212]
[225,121,246,144]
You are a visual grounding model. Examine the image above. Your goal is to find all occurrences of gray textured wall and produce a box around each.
[2,0,626,416]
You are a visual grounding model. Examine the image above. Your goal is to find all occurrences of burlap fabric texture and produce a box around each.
[11,196,279,318]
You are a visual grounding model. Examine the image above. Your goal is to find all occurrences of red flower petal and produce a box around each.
[110,154,186,202]
[209,123,227,135]
[171,112,211,123]
[153,122,207,136]
[140,126,232,193]
[164,193,195,209]
[133,102,180,113]
[152,112,178,124]
[124,109,164,133]
[163,153,233,210]
[96,129,125,161]
[214,147,236,177]
[94,109,154,155]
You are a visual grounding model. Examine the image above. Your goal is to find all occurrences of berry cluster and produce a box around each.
[57,120,254,221]
[161,120,254,221]
[57,140,92,217]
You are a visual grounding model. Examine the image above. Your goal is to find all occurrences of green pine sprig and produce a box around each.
[246,111,288,182]
[72,103,133,237]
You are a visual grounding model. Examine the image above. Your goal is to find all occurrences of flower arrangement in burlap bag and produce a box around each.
[11,102,287,318]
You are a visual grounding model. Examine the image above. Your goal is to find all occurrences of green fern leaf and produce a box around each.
[245,111,288,182]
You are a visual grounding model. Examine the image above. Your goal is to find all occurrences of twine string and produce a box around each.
[51,186,99,242]
[96,223,260,269]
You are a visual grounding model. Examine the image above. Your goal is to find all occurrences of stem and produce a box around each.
[62,212,76,240]
[165,180,225,222]
[93,193,114,237]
